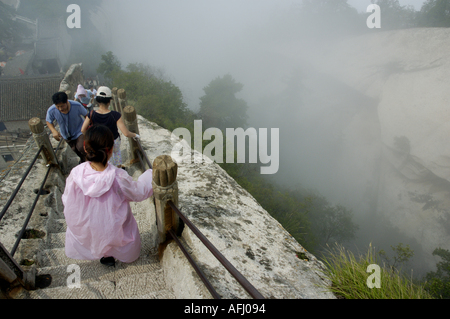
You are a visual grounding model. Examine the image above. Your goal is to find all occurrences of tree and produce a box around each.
[425,247,450,298]
[372,0,417,29]
[298,0,363,38]
[198,74,248,132]
[97,51,122,85]
[378,243,414,272]
[308,194,359,250]
[109,60,194,131]
[418,0,450,27]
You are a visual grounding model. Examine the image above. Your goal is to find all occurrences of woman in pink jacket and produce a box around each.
[62,125,153,267]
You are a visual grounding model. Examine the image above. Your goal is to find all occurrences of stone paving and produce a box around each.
[21,203,175,299]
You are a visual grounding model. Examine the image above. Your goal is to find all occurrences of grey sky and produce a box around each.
[98,0,427,110]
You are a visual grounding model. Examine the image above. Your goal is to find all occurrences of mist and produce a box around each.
[84,0,444,275]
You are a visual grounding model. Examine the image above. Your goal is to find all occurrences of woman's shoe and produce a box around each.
[100,257,115,267]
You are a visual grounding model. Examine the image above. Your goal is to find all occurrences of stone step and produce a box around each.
[45,230,156,256]
[36,247,87,268]
[47,232,66,248]
[25,272,176,299]
[36,254,162,289]
[26,177,168,299]
[113,272,176,299]
[25,279,117,299]
[47,218,66,234]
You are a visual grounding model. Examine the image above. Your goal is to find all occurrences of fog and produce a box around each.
[86,0,443,275]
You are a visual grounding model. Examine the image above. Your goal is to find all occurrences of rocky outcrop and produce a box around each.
[59,63,84,96]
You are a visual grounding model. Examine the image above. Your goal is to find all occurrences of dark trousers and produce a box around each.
[67,134,86,163]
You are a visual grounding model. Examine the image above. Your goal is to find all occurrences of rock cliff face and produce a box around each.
[258,28,450,273]
[131,115,335,299]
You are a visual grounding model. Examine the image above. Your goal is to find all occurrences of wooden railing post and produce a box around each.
[0,241,35,293]
[28,118,58,166]
[117,89,127,114]
[111,87,119,112]
[152,155,179,243]
[122,105,140,161]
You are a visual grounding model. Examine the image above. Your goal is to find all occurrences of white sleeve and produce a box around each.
[117,169,153,202]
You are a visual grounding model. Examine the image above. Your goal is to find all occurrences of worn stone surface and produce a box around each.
[129,115,335,299]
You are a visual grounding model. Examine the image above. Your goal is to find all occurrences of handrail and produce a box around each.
[134,138,264,299]
[1,137,63,256]
[0,136,62,223]
[135,137,152,169]
[0,145,44,222]
[167,228,221,299]
[10,164,51,257]
[168,201,264,299]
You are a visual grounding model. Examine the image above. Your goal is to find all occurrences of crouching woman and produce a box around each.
[62,125,153,266]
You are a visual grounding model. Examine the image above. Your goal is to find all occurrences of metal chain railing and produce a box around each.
[0,145,44,223]
[0,137,63,257]
[134,138,264,299]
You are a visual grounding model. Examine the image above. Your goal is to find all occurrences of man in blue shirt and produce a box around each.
[46,91,88,163]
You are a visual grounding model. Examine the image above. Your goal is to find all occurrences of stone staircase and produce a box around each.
[19,193,176,299]
[10,136,177,299]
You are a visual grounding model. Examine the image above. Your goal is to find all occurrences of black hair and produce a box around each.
[52,91,68,105]
[84,125,114,166]
[95,96,112,105]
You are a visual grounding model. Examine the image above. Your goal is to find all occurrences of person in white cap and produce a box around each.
[81,86,140,167]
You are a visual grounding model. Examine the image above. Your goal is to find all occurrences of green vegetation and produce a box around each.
[419,0,450,27]
[99,53,194,132]
[282,0,450,41]
[199,74,248,132]
[424,248,450,298]
[97,51,122,86]
[379,243,415,273]
[321,244,434,299]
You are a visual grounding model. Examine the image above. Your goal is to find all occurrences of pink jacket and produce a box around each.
[62,162,153,263]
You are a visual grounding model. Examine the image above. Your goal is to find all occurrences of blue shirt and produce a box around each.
[46,100,87,141]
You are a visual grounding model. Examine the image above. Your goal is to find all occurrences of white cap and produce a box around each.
[96,86,112,98]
